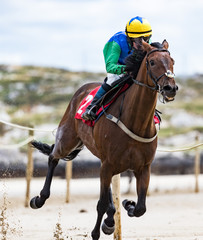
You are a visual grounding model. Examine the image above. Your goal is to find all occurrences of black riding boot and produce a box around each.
[82,86,107,121]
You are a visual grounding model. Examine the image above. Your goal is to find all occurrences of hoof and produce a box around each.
[102,221,115,235]
[134,207,146,217]
[122,199,136,210]
[122,199,136,217]
[30,196,41,209]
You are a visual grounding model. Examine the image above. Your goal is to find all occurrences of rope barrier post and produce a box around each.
[112,174,122,240]
[65,161,72,203]
[25,128,34,207]
[194,132,200,193]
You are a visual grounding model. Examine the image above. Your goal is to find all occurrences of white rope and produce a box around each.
[0,119,56,132]
[1,136,201,151]
[157,142,203,152]
[0,136,35,149]
[105,114,203,151]
[0,118,202,152]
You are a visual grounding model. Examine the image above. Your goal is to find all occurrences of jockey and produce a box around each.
[82,16,152,121]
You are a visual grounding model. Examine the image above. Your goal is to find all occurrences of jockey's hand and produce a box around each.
[133,40,143,50]
[132,49,146,62]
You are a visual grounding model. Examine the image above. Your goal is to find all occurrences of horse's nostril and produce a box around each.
[163,85,178,92]
[163,85,172,92]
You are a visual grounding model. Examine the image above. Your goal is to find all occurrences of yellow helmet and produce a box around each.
[125,16,152,38]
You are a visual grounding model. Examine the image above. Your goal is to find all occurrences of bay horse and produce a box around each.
[30,40,178,240]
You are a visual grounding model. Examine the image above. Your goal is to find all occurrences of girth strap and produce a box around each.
[106,114,159,143]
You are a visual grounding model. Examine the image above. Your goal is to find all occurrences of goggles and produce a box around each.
[131,35,151,45]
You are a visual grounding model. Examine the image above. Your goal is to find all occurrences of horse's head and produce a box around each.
[142,40,178,102]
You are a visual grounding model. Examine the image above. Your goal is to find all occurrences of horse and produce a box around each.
[30,40,178,240]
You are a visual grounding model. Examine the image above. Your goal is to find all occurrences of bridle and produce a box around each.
[133,48,175,92]
[106,48,176,142]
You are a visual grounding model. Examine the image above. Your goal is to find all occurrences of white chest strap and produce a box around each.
[106,114,159,143]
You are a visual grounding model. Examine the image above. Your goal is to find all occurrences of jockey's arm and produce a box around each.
[103,41,125,75]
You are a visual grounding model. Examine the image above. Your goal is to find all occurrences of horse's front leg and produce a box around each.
[101,188,116,235]
[133,165,150,217]
[123,165,150,217]
[91,164,112,240]
[30,154,59,209]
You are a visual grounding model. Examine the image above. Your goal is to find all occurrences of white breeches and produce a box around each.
[106,73,125,86]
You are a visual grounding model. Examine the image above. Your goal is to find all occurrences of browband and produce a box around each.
[146,49,170,58]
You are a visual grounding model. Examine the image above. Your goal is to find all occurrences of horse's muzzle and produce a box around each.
[162,84,178,102]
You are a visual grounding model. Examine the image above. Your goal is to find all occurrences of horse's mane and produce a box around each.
[125,41,163,78]
[150,42,163,49]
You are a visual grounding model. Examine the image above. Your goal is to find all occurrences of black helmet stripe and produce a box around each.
[126,29,152,34]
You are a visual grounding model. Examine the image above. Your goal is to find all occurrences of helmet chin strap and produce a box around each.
[126,35,134,49]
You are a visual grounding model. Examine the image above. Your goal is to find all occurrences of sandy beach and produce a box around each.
[1,175,203,240]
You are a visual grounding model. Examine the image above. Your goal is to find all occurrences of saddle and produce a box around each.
[75,75,133,127]
[75,75,161,127]
[99,75,133,106]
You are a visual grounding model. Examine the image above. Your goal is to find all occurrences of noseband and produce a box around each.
[133,48,175,91]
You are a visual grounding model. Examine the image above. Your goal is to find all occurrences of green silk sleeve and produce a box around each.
[103,41,125,75]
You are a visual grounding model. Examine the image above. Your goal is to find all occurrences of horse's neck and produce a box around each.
[124,66,157,134]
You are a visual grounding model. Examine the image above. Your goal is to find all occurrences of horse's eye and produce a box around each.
[150,60,155,66]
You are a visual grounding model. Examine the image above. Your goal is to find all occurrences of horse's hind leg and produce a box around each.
[30,122,83,209]
[101,188,116,235]
[30,154,59,209]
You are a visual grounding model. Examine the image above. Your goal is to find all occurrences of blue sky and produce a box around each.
[0,0,203,76]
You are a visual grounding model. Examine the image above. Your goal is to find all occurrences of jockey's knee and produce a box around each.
[102,81,112,92]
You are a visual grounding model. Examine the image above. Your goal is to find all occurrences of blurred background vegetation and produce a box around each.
[0,65,104,126]
[0,64,202,139]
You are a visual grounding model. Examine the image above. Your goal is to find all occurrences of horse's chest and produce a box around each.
[123,144,156,168]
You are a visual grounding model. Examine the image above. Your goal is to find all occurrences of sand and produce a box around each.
[1,175,203,240]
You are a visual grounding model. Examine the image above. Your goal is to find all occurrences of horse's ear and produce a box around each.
[142,39,153,52]
[162,39,169,49]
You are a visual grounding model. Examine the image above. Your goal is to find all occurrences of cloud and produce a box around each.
[0,53,24,65]
[0,0,203,75]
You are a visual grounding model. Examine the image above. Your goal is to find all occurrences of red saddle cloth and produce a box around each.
[75,84,161,127]
[75,84,130,127]
[75,86,100,127]
[154,115,160,125]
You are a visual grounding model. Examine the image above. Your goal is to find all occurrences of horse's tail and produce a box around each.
[31,140,54,156]
[31,140,84,161]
